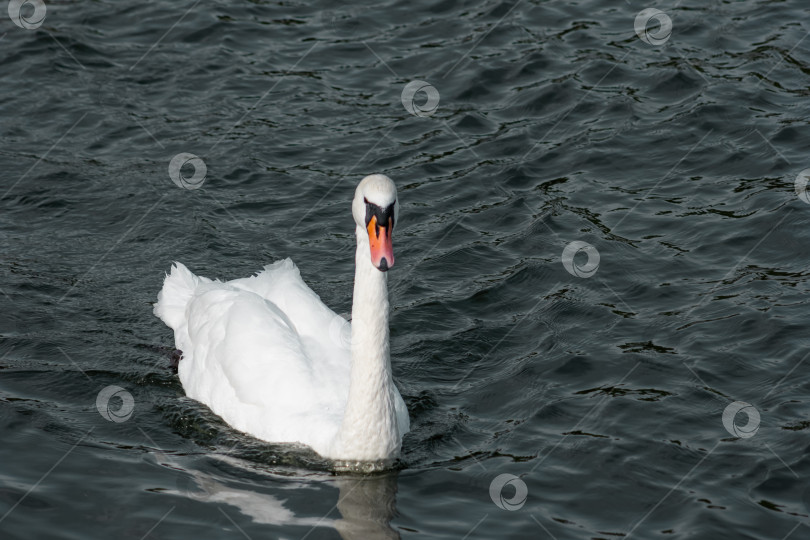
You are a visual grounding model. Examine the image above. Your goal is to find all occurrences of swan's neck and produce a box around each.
[337,226,400,462]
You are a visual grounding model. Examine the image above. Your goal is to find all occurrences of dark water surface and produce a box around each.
[2,0,810,538]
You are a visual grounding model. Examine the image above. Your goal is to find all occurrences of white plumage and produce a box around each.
[154,175,409,464]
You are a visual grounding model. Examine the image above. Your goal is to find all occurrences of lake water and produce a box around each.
[1,0,809,538]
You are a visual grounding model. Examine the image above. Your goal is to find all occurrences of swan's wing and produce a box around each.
[156,262,351,453]
[229,259,348,351]
[182,284,351,451]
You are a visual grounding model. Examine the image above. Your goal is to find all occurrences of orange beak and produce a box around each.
[366,215,394,271]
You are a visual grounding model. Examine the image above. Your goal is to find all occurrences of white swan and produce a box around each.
[154,174,408,465]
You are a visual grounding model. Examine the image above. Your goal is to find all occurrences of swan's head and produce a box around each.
[353,174,398,272]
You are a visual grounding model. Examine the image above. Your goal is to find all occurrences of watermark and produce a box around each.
[561,241,600,278]
[168,152,207,190]
[318,5,354,32]
[795,168,810,204]
[96,385,135,423]
[176,473,215,502]
[328,315,373,351]
[489,474,527,511]
[634,8,672,46]
[328,313,352,350]
[8,0,46,30]
[401,80,440,117]
[722,401,760,439]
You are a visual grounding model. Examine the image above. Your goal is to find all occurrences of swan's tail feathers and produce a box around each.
[154,262,200,331]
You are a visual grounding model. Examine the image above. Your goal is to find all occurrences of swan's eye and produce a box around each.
[364,200,395,230]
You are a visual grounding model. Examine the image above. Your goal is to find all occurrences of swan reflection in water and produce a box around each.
[334,473,400,540]
[175,465,401,540]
